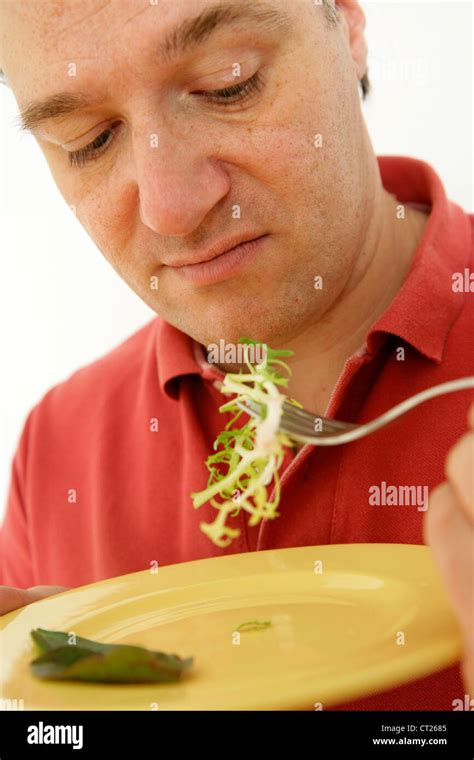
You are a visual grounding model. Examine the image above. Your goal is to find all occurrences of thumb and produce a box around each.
[468,402,474,430]
[1,585,68,616]
[26,585,70,602]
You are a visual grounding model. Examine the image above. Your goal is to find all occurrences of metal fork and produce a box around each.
[236,377,474,446]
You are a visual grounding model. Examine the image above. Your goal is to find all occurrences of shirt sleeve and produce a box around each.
[0,415,35,589]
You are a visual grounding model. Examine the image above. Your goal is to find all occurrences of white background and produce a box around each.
[0,1,472,521]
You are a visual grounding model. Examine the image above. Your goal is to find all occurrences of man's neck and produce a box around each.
[281,191,429,414]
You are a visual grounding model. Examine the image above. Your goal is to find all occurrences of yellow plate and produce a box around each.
[0,544,462,710]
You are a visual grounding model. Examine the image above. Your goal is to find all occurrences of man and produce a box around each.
[0,0,472,711]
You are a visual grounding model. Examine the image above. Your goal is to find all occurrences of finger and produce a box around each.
[26,585,70,602]
[445,431,474,523]
[425,482,474,633]
[0,586,34,615]
[469,402,474,431]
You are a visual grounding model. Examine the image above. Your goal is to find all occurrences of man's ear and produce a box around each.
[334,0,368,82]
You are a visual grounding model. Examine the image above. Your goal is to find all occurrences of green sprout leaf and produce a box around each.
[235,620,272,633]
[191,338,300,547]
[30,628,193,684]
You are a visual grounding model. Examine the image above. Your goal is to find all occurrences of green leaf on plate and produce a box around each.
[235,620,272,633]
[30,628,193,683]
[31,628,107,654]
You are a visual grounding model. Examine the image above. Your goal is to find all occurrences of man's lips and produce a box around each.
[164,234,270,286]
[164,233,269,268]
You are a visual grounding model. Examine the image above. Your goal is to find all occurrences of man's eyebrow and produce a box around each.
[17,1,292,135]
[16,92,90,134]
[158,1,291,60]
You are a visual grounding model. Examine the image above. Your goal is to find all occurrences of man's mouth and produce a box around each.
[164,233,270,286]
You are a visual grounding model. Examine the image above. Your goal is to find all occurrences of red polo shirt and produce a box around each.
[1,156,473,710]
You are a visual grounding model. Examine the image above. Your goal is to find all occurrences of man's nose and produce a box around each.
[135,134,231,236]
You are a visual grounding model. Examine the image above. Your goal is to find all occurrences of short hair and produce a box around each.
[0,2,370,98]
[322,0,370,99]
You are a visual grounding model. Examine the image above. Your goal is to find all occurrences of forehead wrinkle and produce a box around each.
[54,0,113,37]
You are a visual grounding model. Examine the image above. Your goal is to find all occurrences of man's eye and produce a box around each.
[193,70,264,104]
[67,72,264,169]
[68,121,121,168]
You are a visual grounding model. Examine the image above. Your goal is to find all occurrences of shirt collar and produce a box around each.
[157,155,472,397]
[367,156,471,362]
[155,317,222,399]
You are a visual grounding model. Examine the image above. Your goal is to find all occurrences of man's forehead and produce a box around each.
[1,0,290,62]
[1,0,293,101]
[2,0,190,64]
[1,0,296,135]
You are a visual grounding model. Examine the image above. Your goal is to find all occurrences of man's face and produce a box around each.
[1,0,369,348]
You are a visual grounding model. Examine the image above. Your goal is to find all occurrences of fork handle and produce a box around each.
[307,376,474,445]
